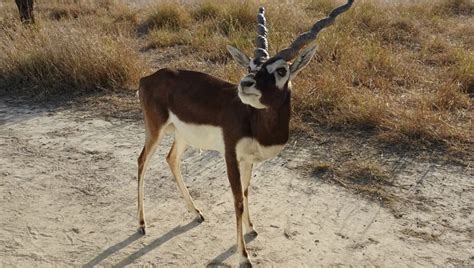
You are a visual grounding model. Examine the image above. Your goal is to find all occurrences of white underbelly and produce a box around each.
[168,112,285,162]
[169,112,225,152]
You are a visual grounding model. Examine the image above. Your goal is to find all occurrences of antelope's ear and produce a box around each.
[227,45,250,68]
[289,45,317,80]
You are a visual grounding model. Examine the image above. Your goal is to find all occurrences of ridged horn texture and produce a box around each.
[254,6,269,60]
[274,0,354,61]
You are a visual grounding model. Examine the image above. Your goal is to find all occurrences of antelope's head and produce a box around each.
[227,1,354,110]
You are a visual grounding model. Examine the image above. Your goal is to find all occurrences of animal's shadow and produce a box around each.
[206,232,257,267]
[83,218,201,267]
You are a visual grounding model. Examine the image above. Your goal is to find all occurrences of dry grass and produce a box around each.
[288,0,473,150]
[309,159,399,211]
[431,0,474,16]
[0,0,472,151]
[192,1,223,21]
[336,160,398,211]
[0,1,145,96]
[142,3,191,32]
[400,228,441,242]
[0,27,142,95]
[338,160,393,188]
[147,29,192,48]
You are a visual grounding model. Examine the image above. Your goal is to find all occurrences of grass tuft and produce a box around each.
[192,1,223,21]
[305,0,337,15]
[336,160,397,207]
[48,6,89,20]
[144,3,191,32]
[431,0,474,16]
[339,161,393,187]
[200,1,257,36]
[147,29,191,49]
[311,159,398,210]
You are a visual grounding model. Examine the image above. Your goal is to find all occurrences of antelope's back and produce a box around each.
[139,68,245,126]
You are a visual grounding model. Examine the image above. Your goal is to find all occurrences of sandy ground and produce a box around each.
[0,96,472,267]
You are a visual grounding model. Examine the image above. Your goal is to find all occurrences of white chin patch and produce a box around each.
[238,85,267,109]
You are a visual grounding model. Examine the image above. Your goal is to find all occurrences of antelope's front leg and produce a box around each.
[240,162,257,236]
[225,153,252,268]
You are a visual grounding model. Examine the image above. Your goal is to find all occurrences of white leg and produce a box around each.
[137,132,163,234]
[225,154,252,267]
[240,162,257,236]
[166,135,204,221]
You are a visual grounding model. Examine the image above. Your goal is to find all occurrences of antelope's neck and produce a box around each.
[252,92,291,146]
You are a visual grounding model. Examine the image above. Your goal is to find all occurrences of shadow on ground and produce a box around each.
[83,219,202,268]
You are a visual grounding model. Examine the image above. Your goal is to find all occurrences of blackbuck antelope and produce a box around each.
[137,1,354,266]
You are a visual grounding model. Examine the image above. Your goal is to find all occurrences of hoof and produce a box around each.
[138,226,146,235]
[195,209,205,223]
[196,213,205,223]
[239,259,253,268]
[248,229,258,238]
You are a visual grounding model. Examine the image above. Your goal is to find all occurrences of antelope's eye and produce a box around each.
[276,67,287,77]
[247,67,252,73]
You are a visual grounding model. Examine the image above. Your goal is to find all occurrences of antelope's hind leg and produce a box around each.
[137,129,164,235]
[166,135,204,222]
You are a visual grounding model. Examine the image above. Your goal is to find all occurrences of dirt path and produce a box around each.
[0,97,472,267]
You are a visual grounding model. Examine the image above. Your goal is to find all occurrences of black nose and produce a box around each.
[240,80,255,88]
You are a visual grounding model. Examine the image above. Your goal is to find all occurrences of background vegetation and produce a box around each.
[0,0,472,152]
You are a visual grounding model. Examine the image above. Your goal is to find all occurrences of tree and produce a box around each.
[15,0,35,24]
